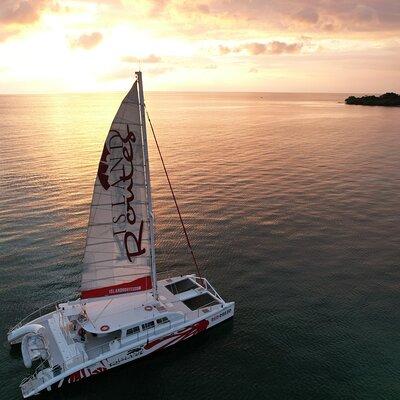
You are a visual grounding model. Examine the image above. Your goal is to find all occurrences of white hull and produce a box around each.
[9,276,235,398]
[43,304,233,397]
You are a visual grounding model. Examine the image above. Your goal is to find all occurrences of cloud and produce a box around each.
[242,42,267,55]
[0,28,19,42]
[147,67,172,76]
[147,0,170,17]
[53,0,399,44]
[174,0,400,34]
[0,0,61,41]
[353,5,376,22]
[294,7,319,24]
[121,54,162,63]
[218,45,231,55]
[268,41,303,54]
[0,0,51,24]
[102,66,133,81]
[219,41,303,56]
[197,4,210,14]
[69,32,103,50]
[102,65,172,81]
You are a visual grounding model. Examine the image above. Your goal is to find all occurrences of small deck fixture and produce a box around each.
[7,72,235,398]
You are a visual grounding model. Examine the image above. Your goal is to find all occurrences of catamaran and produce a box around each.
[7,71,235,398]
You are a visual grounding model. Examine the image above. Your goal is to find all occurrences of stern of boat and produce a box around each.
[7,297,87,397]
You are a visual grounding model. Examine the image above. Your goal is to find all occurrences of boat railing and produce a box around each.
[20,349,87,395]
[60,336,127,370]
[20,299,219,396]
[20,375,45,397]
[57,320,178,368]
[20,359,52,395]
[85,338,120,360]
[196,299,222,318]
[9,293,79,334]
[21,347,88,395]
[193,276,224,302]
[21,320,169,393]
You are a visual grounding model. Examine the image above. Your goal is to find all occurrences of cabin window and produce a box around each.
[156,317,169,325]
[142,321,155,330]
[165,279,198,295]
[183,293,219,311]
[126,326,140,335]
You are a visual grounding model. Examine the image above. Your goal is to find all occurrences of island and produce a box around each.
[345,92,400,107]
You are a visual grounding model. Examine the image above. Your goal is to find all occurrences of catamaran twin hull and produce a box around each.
[51,303,233,393]
[9,275,234,398]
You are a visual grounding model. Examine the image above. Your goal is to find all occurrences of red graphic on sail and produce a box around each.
[97,143,110,190]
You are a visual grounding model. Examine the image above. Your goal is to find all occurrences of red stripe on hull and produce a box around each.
[144,319,209,350]
[81,276,152,299]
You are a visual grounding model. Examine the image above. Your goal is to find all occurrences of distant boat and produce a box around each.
[7,71,235,398]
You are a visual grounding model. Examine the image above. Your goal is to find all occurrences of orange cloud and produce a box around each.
[294,7,319,24]
[0,0,59,42]
[121,54,162,63]
[0,0,59,24]
[268,41,303,54]
[0,28,18,42]
[69,32,103,50]
[243,43,267,55]
[102,65,172,81]
[0,0,399,93]
[218,45,231,55]
[0,0,51,24]
[219,41,303,56]
[147,0,170,16]
[170,0,400,35]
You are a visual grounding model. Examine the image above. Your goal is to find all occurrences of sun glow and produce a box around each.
[0,0,399,93]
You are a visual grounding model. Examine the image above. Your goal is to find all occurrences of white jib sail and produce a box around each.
[81,73,156,299]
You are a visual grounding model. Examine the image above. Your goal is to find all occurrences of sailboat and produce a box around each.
[7,72,235,398]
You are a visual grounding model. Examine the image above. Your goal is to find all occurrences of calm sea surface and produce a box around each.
[1,92,400,399]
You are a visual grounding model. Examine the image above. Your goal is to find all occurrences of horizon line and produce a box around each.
[0,89,376,96]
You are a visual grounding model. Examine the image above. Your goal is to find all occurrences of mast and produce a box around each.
[137,71,158,299]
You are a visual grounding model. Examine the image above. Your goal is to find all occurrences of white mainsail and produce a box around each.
[81,72,156,299]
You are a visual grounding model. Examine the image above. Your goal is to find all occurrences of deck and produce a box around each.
[18,275,226,398]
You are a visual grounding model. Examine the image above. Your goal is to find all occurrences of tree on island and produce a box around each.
[345,92,400,107]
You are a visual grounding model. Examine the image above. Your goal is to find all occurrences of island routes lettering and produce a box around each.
[107,346,144,367]
[97,123,146,261]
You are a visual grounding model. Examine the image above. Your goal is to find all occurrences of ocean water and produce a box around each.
[1,91,400,400]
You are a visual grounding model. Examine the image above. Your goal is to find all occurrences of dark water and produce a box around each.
[1,92,400,400]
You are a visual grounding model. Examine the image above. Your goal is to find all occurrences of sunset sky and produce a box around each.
[0,0,399,93]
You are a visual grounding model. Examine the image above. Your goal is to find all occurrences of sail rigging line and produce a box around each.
[92,298,114,323]
[145,108,202,280]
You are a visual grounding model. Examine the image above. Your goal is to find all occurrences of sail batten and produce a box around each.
[81,74,156,299]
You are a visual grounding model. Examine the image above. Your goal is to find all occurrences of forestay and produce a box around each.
[81,73,155,299]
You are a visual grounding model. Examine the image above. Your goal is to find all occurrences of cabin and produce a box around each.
[53,275,224,361]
